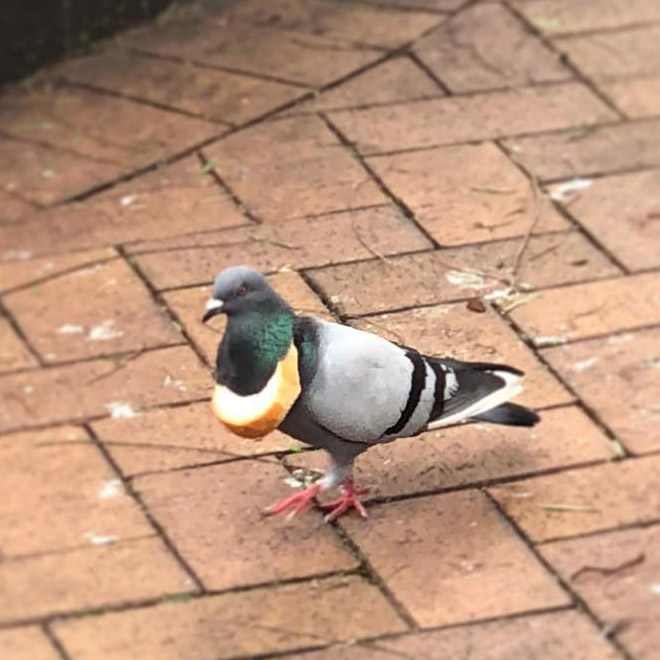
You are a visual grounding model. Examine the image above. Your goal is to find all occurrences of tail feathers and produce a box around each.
[426,358,523,430]
[471,402,540,427]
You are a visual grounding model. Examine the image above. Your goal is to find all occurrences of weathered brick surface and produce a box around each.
[55,51,303,125]
[223,0,442,48]
[0,247,118,292]
[0,346,209,433]
[415,3,569,92]
[551,169,660,271]
[204,115,386,221]
[0,135,122,205]
[0,627,61,660]
[328,83,616,154]
[4,258,181,363]
[367,142,568,245]
[291,610,623,659]
[601,76,660,118]
[541,525,660,660]
[0,158,248,257]
[0,537,194,623]
[0,316,37,372]
[128,21,381,87]
[502,118,660,181]
[53,577,407,660]
[489,456,660,542]
[310,231,618,316]
[288,405,614,501]
[342,490,569,627]
[513,0,660,36]
[555,25,660,80]
[508,273,660,346]
[285,57,443,115]
[134,460,357,590]
[543,327,660,455]
[0,83,219,169]
[134,206,430,290]
[92,401,293,476]
[0,426,151,557]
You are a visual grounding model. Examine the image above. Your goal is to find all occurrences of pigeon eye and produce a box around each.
[235,284,248,297]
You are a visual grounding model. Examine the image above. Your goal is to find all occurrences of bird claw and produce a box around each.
[319,480,370,522]
[263,484,322,520]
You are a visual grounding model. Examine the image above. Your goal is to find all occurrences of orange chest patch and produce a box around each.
[211,344,301,439]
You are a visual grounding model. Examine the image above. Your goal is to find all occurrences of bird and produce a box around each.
[201,265,540,522]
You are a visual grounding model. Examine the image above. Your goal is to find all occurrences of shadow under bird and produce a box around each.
[201,265,540,522]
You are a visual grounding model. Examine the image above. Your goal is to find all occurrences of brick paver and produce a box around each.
[541,525,660,660]
[414,3,569,92]
[1,0,658,656]
[53,576,406,660]
[341,490,569,627]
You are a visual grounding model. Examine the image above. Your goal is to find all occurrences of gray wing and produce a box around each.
[301,320,438,444]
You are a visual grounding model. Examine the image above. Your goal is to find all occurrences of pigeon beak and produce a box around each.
[202,298,224,323]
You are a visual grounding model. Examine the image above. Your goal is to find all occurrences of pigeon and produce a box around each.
[202,265,539,522]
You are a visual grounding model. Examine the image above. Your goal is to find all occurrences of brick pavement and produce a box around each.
[1,0,659,658]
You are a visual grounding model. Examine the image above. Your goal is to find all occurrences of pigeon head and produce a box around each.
[202,266,286,322]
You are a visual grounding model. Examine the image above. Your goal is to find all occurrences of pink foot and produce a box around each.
[264,484,322,519]
[319,479,370,522]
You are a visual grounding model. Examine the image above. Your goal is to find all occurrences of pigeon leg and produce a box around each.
[319,478,370,522]
[263,483,322,520]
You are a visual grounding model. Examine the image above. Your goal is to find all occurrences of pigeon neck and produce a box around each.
[216,307,295,395]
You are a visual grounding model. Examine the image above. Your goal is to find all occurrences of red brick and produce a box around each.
[551,169,660,271]
[311,231,618,316]
[328,83,616,154]
[543,327,660,455]
[0,426,152,557]
[135,460,357,590]
[555,25,660,81]
[489,455,660,542]
[0,627,61,660]
[204,115,386,221]
[285,57,443,115]
[353,304,572,408]
[600,77,660,119]
[342,490,568,627]
[0,247,117,292]
[360,0,465,10]
[0,135,122,205]
[0,191,34,224]
[508,273,660,346]
[92,401,294,476]
[163,271,331,364]
[0,317,37,372]
[5,258,181,363]
[513,0,660,36]
[53,576,406,660]
[133,206,431,290]
[128,21,380,87]
[56,51,303,125]
[292,610,623,659]
[288,405,614,501]
[0,345,209,433]
[415,4,569,92]
[541,525,660,660]
[0,158,247,257]
[0,538,194,623]
[368,143,568,246]
[0,83,219,169]
[225,0,441,48]
[502,118,660,181]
